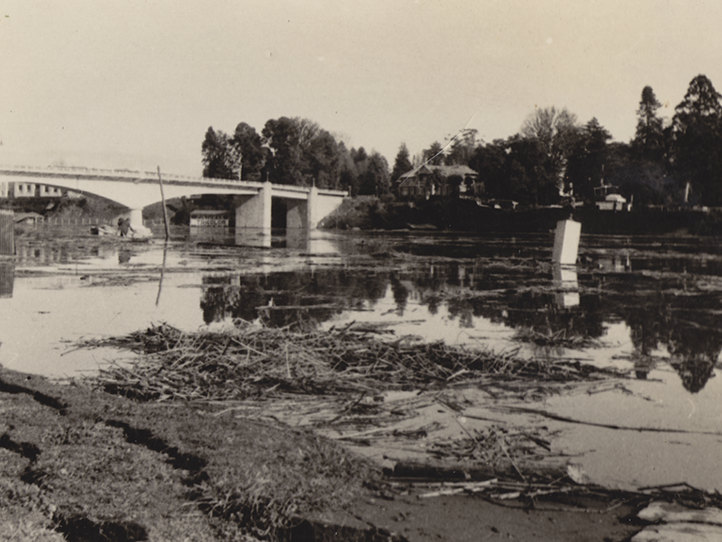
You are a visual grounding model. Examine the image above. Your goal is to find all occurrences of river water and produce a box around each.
[2,224,722,492]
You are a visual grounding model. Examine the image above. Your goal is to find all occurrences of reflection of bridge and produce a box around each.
[0,165,347,230]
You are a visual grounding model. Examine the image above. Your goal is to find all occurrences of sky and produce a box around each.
[2,0,722,177]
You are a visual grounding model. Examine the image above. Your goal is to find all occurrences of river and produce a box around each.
[2,224,722,493]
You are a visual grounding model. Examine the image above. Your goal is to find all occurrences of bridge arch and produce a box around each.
[0,166,346,231]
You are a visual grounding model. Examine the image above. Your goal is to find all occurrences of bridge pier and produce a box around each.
[286,185,319,229]
[286,199,309,230]
[127,209,144,231]
[235,181,272,230]
[306,185,317,230]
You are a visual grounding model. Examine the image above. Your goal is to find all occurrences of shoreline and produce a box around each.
[2,315,709,542]
[1,365,648,542]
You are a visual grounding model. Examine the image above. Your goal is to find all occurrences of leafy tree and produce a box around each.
[352,146,368,165]
[201,127,235,179]
[423,141,445,165]
[671,74,722,205]
[521,106,579,192]
[444,128,479,166]
[566,118,612,201]
[505,135,557,205]
[231,123,266,181]
[261,117,344,188]
[345,147,368,196]
[391,143,413,182]
[336,142,358,194]
[356,150,390,196]
[261,117,305,185]
[471,136,554,205]
[302,126,342,189]
[469,140,507,199]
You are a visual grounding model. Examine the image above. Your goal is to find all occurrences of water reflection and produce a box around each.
[234,228,272,249]
[0,262,14,298]
[118,249,132,264]
[189,227,347,254]
[11,226,722,395]
[597,254,631,273]
[552,265,579,308]
[196,255,722,393]
[15,244,71,264]
[199,269,382,328]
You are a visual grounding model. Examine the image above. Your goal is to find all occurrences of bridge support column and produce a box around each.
[306,185,318,230]
[286,186,321,229]
[236,181,272,230]
[128,208,144,230]
[286,200,308,229]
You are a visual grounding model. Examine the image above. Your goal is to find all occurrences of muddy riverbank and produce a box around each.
[0,361,650,542]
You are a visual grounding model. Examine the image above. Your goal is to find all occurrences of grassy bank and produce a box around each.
[0,368,380,542]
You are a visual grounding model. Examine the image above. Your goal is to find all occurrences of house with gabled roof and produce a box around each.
[396,164,480,199]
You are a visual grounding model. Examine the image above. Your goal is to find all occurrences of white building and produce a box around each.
[0,182,70,198]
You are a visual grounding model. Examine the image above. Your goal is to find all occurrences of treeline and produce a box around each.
[201,117,390,195]
[203,74,722,208]
[401,74,722,207]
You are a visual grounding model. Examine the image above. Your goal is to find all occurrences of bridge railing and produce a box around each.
[0,164,264,187]
[0,164,348,195]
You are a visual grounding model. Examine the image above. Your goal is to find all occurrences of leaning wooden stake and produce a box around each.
[157,166,171,240]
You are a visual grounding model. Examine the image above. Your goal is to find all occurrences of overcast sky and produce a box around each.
[2,0,722,177]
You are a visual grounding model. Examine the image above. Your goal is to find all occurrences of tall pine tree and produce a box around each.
[632,86,665,162]
[671,75,722,204]
[391,143,413,182]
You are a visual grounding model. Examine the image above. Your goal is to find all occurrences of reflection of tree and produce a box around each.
[617,285,722,392]
[200,275,241,324]
[425,294,441,316]
[199,270,391,329]
[390,275,409,315]
[668,325,720,393]
[623,291,674,357]
[446,298,475,329]
[196,261,722,395]
[495,290,605,341]
[670,356,716,394]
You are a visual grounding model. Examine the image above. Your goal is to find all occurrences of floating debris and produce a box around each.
[80,321,620,403]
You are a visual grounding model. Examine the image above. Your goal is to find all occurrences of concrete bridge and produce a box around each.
[0,165,347,230]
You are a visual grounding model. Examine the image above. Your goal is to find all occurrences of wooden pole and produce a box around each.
[155,241,168,306]
[157,166,171,240]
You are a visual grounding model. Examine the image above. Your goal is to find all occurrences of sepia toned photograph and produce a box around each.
[3,1,722,540]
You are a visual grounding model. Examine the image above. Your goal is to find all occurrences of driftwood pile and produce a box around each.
[83,321,614,403]
[78,323,722,523]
